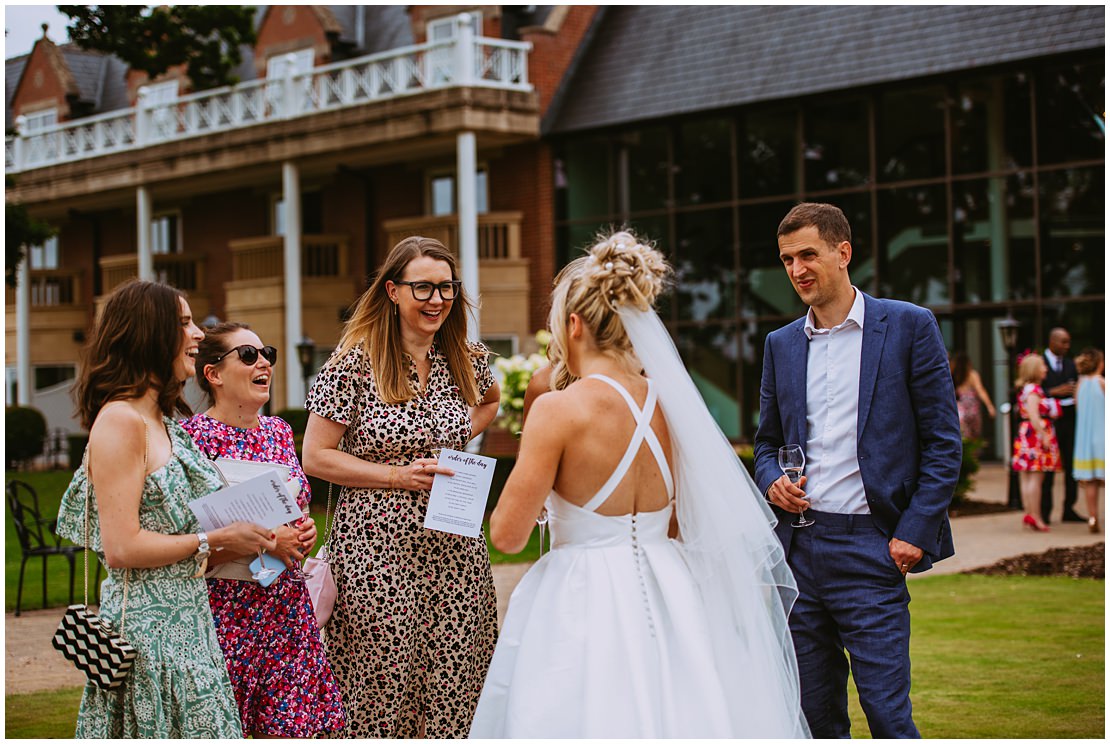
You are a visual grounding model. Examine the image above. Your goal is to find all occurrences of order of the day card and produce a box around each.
[423,449,497,538]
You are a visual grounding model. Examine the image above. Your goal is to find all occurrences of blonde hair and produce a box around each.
[546,230,671,390]
[1015,353,1046,388]
[330,236,482,405]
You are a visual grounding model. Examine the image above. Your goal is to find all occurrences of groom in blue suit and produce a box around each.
[754,203,961,738]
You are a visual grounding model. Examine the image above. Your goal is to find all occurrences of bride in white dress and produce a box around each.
[470,232,809,738]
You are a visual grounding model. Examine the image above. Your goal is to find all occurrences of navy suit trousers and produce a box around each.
[786,509,920,739]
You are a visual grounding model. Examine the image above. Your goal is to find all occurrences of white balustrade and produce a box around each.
[6,36,532,174]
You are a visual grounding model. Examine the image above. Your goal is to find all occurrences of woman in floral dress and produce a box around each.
[1012,352,1061,532]
[181,322,345,737]
[303,236,501,737]
[56,280,276,738]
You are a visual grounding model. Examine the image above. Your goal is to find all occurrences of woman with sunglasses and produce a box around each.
[302,236,501,737]
[56,281,276,737]
[181,322,345,738]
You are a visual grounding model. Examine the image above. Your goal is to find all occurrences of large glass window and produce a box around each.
[739,107,798,197]
[877,185,949,306]
[1036,62,1105,165]
[804,97,870,190]
[675,118,732,207]
[877,85,946,182]
[561,139,611,220]
[739,200,803,319]
[676,323,740,439]
[1039,167,1104,299]
[952,73,1033,174]
[952,176,1035,304]
[673,209,735,322]
[623,127,670,213]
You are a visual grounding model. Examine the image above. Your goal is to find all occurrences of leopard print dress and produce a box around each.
[306,341,498,738]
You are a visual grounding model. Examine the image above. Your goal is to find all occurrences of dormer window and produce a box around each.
[266,48,315,78]
[21,108,57,133]
[427,11,483,41]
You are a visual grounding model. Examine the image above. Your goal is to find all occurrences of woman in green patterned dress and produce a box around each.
[56,280,276,738]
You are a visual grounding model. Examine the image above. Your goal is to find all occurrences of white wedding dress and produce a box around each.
[470,374,806,738]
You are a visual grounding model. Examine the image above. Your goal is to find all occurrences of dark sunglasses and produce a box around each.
[394,280,462,301]
[213,345,278,366]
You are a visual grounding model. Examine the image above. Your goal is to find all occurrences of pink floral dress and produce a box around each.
[180,413,345,737]
[1011,384,1062,472]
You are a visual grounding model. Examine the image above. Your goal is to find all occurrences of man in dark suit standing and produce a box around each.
[754,203,962,738]
[1041,327,1081,523]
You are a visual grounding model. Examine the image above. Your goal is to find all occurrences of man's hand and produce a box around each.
[889,537,924,575]
[1048,381,1076,398]
[766,474,809,514]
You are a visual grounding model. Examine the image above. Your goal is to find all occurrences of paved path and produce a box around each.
[7,464,1101,696]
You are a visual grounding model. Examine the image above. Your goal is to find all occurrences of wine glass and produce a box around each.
[251,551,279,582]
[286,505,314,580]
[778,444,813,528]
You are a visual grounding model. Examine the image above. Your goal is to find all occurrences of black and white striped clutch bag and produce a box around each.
[52,604,137,690]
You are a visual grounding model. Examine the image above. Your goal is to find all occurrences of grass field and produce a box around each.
[5,572,1102,738]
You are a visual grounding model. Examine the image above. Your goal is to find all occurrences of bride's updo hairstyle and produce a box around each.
[547,230,671,389]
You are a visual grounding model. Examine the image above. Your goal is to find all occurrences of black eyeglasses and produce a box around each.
[394,280,462,301]
[213,345,278,366]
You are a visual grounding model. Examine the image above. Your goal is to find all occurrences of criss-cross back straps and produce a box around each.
[579,374,675,513]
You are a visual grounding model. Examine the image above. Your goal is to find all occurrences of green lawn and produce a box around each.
[6,573,1102,738]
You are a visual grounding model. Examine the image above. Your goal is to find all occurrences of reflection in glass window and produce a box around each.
[674,209,735,322]
[952,72,1033,174]
[804,98,870,189]
[952,176,1035,304]
[739,201,803,318]
[877,86,946,182]
[29,235,59,270]
[624,127,670,213]
[739,107,798,197]
[1036,63,1105,165]
[676,324,740,439]
[562,139,610,220]
[676,118,732,207]
[1039,168,1104,299]
[878,185,949,306]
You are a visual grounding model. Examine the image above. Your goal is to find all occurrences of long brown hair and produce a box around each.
[331,236,482,405]
[73,279,193,429]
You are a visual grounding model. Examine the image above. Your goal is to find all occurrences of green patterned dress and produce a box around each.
[56,417,243,739]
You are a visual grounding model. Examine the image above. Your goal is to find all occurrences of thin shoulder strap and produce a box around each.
[580,374,674,512]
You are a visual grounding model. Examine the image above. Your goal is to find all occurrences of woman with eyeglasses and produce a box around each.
[302,236,501,738]
[181,322,345,738]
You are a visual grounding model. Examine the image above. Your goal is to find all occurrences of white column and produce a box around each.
[457,131,480,342]
[16,255,31,406]
[282,161,305,407]
[136,185,153,281]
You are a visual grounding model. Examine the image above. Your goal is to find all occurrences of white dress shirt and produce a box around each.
[803,288,869,514]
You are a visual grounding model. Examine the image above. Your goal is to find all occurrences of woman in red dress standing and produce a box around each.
[1012,352,1061,532]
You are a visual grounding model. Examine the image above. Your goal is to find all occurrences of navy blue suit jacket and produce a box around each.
[753,293,961,572]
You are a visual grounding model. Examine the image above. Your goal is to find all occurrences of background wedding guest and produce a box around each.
[56,280,275,738]
[1012,352,1062,532]
[755,202,961,738]
[302,236,501,738]
[1041,327,1080,524]
[950,351,996,440]
[1072,348,1105,533]
[181,322,345,738]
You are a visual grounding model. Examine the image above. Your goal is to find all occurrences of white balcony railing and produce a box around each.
[6,31,531,174]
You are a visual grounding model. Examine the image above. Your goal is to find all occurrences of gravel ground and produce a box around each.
[968,542,1105,579]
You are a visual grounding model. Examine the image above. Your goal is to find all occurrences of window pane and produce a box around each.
[476,170,489,214]
[29,235,59,270]
[804,98,869,190]
[673,209,735,322]
[625,126,670,213]
[432,176,454,216]
[151,215,178,255]
[739,200,805,319]
[675,117,731,207]
[952,72,1033,174]
[877,85,946,182]
[34,364,76,392]
[1039,167,1104,299]
[952,176,1035,304]
[1045,302,1105,359]
[877,185,949,306]
[832,194,873,295]
[562,139,610,220]
[739,107,798,197]
[1036,61,1105,165]
[676,323,740,439]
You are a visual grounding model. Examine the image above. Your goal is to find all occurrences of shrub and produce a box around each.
[6,406,48,468]
[953,437,983,507]
[274,408,309,437]
[67,433,90,470]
